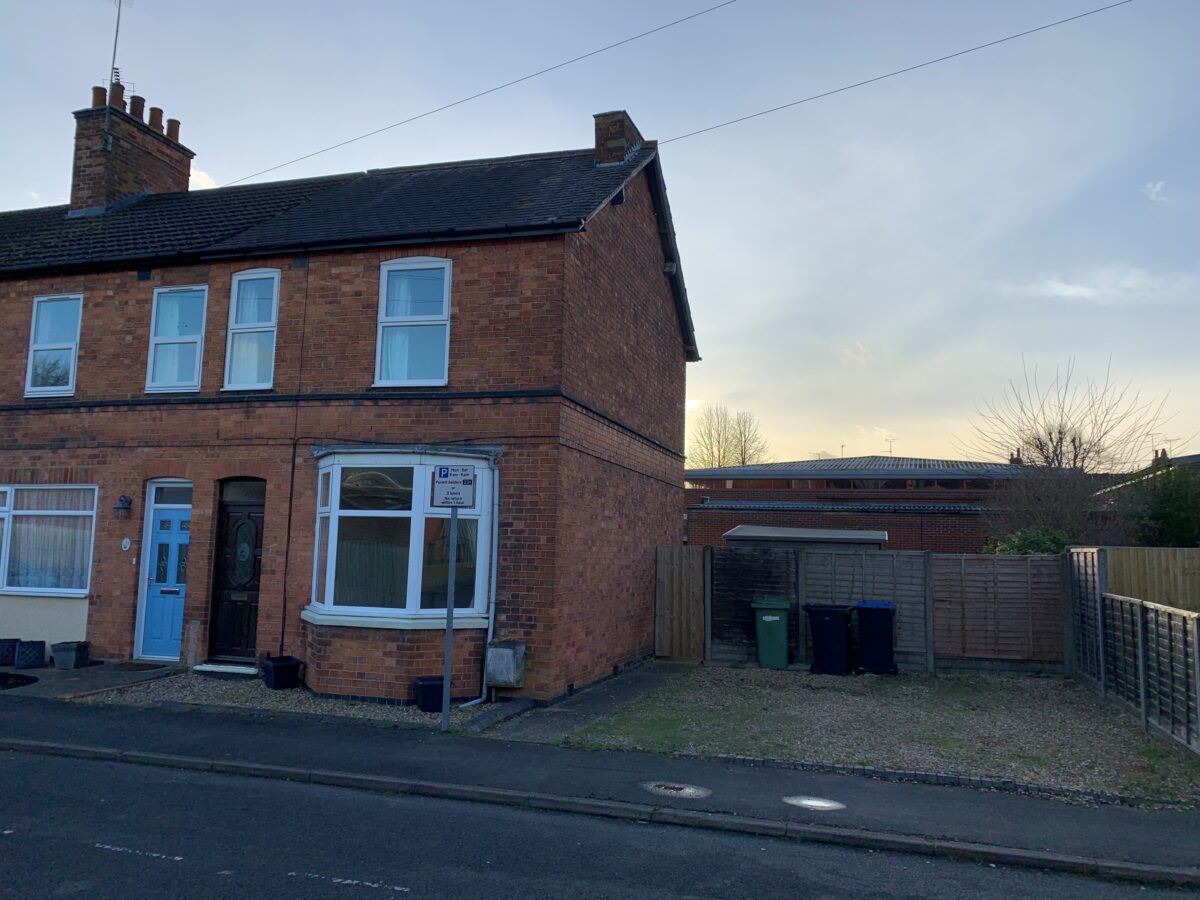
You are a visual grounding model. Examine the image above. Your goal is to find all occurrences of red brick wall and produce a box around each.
[0,237,565,404]
[562,170,687,451]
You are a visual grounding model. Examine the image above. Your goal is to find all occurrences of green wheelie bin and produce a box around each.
[751,597,791,669]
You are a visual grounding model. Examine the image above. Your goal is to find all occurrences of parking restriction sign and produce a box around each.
[432,465,475,508]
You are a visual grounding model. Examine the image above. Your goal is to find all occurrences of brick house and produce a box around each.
[686,456,1024,552]
[0,83,698,702]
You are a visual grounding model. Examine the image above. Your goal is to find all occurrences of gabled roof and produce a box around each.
[0,144,698,359]
[688,455,1023,480]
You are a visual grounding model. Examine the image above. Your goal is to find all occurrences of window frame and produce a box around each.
[373,257,452,388]
[310,453,491,621]
[0,484,99,598]
[25,293,83,398]
[223,268,281,391]
[145,284,208,393]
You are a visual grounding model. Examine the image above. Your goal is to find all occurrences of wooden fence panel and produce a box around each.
[933,555,1063,661]
[1107,548,1200,613]
[655,546,706,661]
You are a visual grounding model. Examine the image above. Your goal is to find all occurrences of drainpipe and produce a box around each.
[460,468,500,708]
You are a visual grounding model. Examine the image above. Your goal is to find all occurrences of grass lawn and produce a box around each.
[565,666,1200,802]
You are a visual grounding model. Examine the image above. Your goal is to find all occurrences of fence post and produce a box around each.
[796,549,807,665]
[1193,616,1200,751]
[1097,550,1109,697]
[924,552,935,674]
[703,546,712,665]
[1061,552,1075,676]
[1137,602,1150,732]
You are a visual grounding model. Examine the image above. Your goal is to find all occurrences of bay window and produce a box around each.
[0,486,98,596]
[310,454,491,621]
[374,258,451,387]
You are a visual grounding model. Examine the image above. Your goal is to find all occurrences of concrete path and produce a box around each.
[489,661,692,742]
[0,660,179,699]
[1,693,1197,882]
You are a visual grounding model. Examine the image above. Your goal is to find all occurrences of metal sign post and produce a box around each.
[432,465,475,733]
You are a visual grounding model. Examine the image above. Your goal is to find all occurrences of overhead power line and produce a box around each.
[222,0,739,186]
[660,0,1136,144]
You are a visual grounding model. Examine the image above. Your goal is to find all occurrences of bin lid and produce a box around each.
[802,604,855,613]
[856,600,896,610]
[751,597,791,610]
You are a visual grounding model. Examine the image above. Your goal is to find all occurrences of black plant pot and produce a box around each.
[14,641,46,669]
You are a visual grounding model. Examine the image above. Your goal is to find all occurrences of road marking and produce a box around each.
[288,872,410,893]
[640,781,713,799]
[782,796,846,811]
[94,842,183,861]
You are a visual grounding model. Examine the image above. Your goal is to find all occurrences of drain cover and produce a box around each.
[640,781,712,799]
[783,796,846,811]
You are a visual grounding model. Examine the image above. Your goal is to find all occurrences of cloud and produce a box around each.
[996,265,1200,307]
[684,398,702,412]
[189,168,217,190]
[1143,181,1170,203]
[28,191,40,201]
[855,425,898,441]
[837,341,869,364]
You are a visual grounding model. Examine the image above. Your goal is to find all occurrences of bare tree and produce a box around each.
[688,404,771,469]
[958,359,1173,543]
[959,358,1168,474]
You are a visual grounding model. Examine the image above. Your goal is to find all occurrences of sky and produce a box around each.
[2,0,1196,464]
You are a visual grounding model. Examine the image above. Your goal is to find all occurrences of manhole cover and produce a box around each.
[783,796,846,811]
[640,781,712,799]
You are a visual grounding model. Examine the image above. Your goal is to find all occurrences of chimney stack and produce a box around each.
[593,110,645,165]
[69,84,195,215]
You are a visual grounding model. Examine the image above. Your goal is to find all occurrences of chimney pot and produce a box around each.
[91,85,107,108]
[129,95,145,121]
[166,118,180,142]
[148,107,164,133]
[109,81,126,112]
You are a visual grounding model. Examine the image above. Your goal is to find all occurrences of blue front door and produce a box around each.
[141,507,191,659]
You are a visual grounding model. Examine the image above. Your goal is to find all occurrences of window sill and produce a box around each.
[221,385,275,393]
[145,386,201,394]
[24,391,74,399]
[301,605,487,630]
[0,590,89,600]
[371,381,449,389]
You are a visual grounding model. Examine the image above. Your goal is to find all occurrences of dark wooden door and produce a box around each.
[209,501,264,660]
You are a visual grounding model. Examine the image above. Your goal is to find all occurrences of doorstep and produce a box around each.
[193,663,257,677]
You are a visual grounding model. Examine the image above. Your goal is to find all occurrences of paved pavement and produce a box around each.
[1,693,1197,875]
[0,752,1171,899]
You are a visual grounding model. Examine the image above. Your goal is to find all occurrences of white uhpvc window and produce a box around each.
[146,285,207,392]
[224,269,280,390]
[26,294,82,397]
[374,258,451,387]
[0,486,98,597]
[311,454,491,618]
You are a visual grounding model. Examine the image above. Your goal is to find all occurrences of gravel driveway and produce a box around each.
[566,666,1200,802]
[76,672,473,728]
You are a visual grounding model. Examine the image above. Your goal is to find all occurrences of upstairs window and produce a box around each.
[26,294,82,397]
[375,258,451,387]
[224,269,280,390]
[147,286,207,392]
